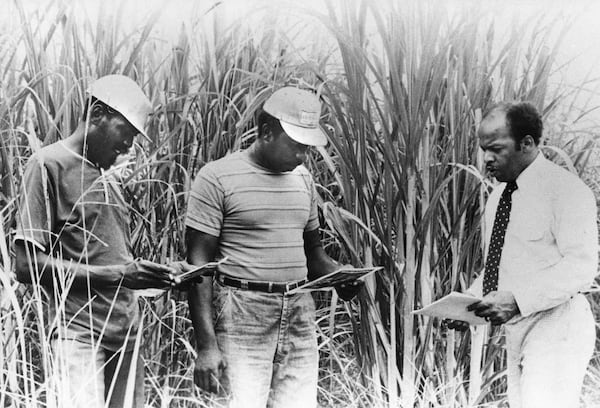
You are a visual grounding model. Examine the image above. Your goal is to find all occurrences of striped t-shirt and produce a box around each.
[185,150,320,282]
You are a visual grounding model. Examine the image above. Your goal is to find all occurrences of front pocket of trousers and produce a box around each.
[213,285,232,327]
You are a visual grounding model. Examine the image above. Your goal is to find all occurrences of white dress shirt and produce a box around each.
[469,152,598,318]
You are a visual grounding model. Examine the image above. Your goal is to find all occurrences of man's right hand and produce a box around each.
[194,345,226,394]
[120,259,180,289]
[443,319,469,331]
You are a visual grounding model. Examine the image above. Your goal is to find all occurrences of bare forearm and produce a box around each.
[306,248,339,280]
[185,228,220,350]
[15,243,122,289]
[303,229,339,280]
[188,279,218,349]
[15,242,177,290]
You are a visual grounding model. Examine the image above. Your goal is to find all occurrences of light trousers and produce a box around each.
[50,338,144,408]
[505,294,595,408]
[213,282,319,408]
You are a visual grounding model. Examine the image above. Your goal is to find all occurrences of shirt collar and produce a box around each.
[515,151,544,191]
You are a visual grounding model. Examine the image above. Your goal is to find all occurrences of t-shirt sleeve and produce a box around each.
[14,154,55,252]
[185,165,224,237]
[304,173,320,232]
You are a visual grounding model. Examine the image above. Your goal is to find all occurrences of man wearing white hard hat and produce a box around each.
[14,75,194,408]
[185,87,361,408]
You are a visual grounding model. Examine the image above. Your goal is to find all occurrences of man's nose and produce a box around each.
[483,150,494,164]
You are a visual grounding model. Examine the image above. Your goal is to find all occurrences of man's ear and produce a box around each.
[261,124,274,142]
[88,104,106,126]
[520,135,535,152]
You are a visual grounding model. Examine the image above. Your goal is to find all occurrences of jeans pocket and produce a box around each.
[213,283,231,327]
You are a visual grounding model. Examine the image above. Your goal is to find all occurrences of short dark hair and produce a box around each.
[82,97,119,121]
[486,101,543,145]
[257,110,283,138]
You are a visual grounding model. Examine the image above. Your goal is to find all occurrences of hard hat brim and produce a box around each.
[280,121,328,147]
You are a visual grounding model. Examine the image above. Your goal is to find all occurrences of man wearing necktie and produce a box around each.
[449,102,598,408]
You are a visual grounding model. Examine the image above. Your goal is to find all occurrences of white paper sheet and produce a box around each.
[412,291,488,325]
[286,266,384,294]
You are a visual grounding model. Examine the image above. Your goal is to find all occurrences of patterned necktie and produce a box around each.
[482,181,518,295]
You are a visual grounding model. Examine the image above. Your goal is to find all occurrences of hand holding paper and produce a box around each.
[466,290,519,325]
[287,266,383,294]
[138,258,228,298]
[177,257,228,283]
[412,292,488,325]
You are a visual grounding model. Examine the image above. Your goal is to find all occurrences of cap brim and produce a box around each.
[280,121,328,147]
[133,125,150,142]
[138,130,150,142]
[125,120,150,142]
[121,113,150,142]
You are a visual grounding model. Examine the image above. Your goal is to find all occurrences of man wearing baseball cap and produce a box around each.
[14,75,194,407]
[185,87,361,407]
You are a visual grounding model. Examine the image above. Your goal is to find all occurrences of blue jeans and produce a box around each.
[213,281,318,408]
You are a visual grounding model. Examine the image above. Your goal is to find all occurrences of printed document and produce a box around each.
[287,266,384,294]
[412,291,488,325]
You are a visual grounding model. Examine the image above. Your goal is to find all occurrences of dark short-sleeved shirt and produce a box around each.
[14,141,139,351]
[185,150,319,282]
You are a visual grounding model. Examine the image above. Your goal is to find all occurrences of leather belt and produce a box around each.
[216,273,307,294]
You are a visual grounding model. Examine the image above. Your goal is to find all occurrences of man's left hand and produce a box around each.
[335,280,364,301]
[467,291,520,325]
[169,261,203,289]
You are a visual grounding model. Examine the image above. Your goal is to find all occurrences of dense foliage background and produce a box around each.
[1,0,599,406]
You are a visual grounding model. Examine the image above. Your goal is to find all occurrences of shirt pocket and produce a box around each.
[518,223,546,241]
[511,216,559,268]
[510,205,549,241]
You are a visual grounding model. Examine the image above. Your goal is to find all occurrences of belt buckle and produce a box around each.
[240,280,249,290]
[285,280,303,293]
[284,282,293,293]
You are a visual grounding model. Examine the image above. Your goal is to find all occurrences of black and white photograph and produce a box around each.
[1,0,600,407]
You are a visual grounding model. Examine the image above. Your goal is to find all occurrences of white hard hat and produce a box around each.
[263,87,327,146]
[88,75,152,138]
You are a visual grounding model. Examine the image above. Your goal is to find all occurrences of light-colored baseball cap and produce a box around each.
[88,75,152,139]
[263,87,327,146]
